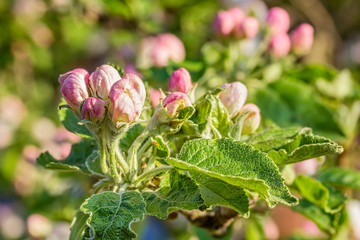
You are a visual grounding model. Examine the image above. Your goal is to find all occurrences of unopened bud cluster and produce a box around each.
[59,64,146,125]
[219,82,261,135]
[212,7,314,57]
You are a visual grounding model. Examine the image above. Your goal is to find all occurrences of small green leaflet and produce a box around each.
[166,138,298,208]
[70,210,89,240]
[192,92,230,138]
[119,123,146,152]
[292,199,339,234]
[151,136,170,158]
[142,170,203,219]
[58,99,92,138]
[85,150,104,176]
[37,139,96,173]
[190,174,250,217]
[80,191,146,240]
[267,128,343,165]
[293,175,347,214]
[317,167,360,190]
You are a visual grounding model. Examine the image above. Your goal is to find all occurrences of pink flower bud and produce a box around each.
[269,33,291,57]
[213,10,235,36]
[162,92,192,116]
[266,7,290,34]
[218,82,248,118]
[228,8,245,37]
[89,64,121,99]
[290,23,314,54]
[61,74,89,114]
[294,158,318,175]
[58,68,89,85]
[81,97,106,122]
[109,76,146,123]
[149,88,162,107]
[157,33,186,64]
[237,103,261,135]
[241,17,259,38]
[168,68,192,93]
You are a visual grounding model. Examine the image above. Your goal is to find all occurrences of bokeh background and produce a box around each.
[1,0,360,239]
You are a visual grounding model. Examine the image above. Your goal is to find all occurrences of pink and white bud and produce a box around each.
[163,92,192,116]
[149,88,162,107]
[81,97,106,122]
[228,8,245,37]
[294,158,318,175]
[168,68,192,93]
[266,7,290,34]
[157,33,186,64]
[269,32,291,57]
[89,64,121,100]
[109,76,146,123]
[241,17,260,38]
[213,10,236,36]
[237,103,261,135]
[61,74,89,114]
[218,82,248,118]
[290,23,314,54]
[58,68,89,85]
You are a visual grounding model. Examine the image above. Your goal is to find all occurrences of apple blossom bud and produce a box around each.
[89,64,121,100]
[81,97,106,122]
[58,68,89,85]
[269,32,291,57]
[237,103,261,135]
[266,7,290,34]
[241,17,259,38]
[157,33,186,64]
[229,8,245,37]
[109,76,146,123]
[213,10,235,36]
[218,82,248,118]
[162,92,192,116]
[149,88,162,107]
[290,23,314,54]
[121,73,146,105]
[169,68,192,93]
[61,74,89,114]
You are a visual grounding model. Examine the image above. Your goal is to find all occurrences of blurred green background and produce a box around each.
[0,0,360,239]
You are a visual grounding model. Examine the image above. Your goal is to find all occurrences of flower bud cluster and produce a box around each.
[59,64,146,125]
[266,7,314,57]
[218,82,261,135]
[139,33,185,68]
[213,8,259,39]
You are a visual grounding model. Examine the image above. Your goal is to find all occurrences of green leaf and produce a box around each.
[292,199,337,234]
[190,174,250,217]
[293,175,347,214]
[58,100,92,138]
[119,123,146,152]
[166,138,297,208]
[267,128,343,165]
[317,167,360,190]
[247,127,299,152]
[192,92,230,138]
[80,191,146,240]
[37,139,96,173]
[151,136,170,158]
[70,210,89,240]
[142,170,203,219]
[85,150,104,177]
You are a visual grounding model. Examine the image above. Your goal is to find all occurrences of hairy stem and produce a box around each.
[134,165,173,186]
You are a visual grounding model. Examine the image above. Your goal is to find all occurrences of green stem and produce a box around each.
[134,166,173,186]
[137,138,152,173]
[99,137,110,176]
[127,131,149,180]
[143,146,157,173]
[115,146,129,174]
[109,139,121,183]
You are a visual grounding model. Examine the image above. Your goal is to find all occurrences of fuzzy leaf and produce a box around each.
[293,175,347,214]
[292,199,338,234]
[80,191,146,240]
[190,174,250,216]
[267,128,343,165]
[151,136,170,158]
[192,92,230,138]
[166,138,297,208]
[70,210,89,240]
[85,150,104,176]
[37,139,96,173]
[317,167,360,190]
[58,100,92,138]
[142,170,203,219]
